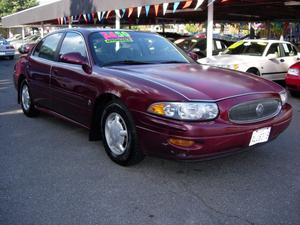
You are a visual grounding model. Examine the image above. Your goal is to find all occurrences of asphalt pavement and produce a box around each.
[0,57,300,225]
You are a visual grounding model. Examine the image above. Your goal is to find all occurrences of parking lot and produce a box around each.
[0,57,300,225]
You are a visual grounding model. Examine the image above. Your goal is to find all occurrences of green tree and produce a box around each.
[0,0,38,18]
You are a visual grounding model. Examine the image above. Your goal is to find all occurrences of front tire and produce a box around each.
[100,100,144,166]
[20,80,38,117]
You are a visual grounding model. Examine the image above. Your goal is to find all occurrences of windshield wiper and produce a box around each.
[102,60,154,67]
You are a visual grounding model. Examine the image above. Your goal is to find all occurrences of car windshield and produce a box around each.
[89,31,189,66]
[224,41,268,56]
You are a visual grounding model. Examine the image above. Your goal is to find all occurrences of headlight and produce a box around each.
[288,68,299,76]
[279,90,288,105]
[147,102,219,121]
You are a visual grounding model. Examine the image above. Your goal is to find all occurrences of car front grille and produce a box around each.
[229,99,281,124]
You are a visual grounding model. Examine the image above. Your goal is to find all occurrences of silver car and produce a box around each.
[0,38,15,60]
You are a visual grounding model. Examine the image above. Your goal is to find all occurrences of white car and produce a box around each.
[0,38,15,60]
[198,40,300,80]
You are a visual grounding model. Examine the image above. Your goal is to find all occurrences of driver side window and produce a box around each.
[59,32,88,62]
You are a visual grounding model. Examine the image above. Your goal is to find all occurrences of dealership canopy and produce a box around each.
[2,0,300,28]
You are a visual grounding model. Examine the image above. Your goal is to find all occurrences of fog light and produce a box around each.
[168,138,194,147]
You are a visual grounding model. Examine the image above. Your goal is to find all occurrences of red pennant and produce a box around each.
[183,0,193,9]
[154,5,159,16]
[128,8,133,18]
[106,10,112,19]
[57,18,60,25]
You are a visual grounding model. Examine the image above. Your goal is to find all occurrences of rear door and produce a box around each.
[50,32,92,127]
[261,42,286,80]
[27,32,63,109]
[280,43,299,71]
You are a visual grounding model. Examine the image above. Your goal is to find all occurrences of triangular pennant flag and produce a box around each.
[154,5,159,16]
[183,0,193,9]
[97,11,101,21]
[195,0,204,10]
[87,13,91,22]
[83,14,87,23]
[128,8,133,18]
[60,17,64,24]
[57,18,60,25]
[137,6,142,18]
[106,10,112,19]
[173,2,180,13]
[68,16,72,24]
[163,3,169,15]
[121,9,126,18]
[145,5,150,16]
[101,11,106,20]
[115,9,121,18]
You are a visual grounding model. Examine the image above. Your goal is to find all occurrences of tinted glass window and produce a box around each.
[267,43,281,57]
[89,31,189,66]
[224,41,268,56]
[38,33,63,61]
[59,32,87,60]
[281,43,297,57]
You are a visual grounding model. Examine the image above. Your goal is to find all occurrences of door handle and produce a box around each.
[280,59,285,63]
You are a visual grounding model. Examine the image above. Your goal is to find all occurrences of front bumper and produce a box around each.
[133,103,292,160]
[286,75,300,91]
[0,50,15,56]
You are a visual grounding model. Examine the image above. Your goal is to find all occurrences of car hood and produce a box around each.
[198,55,262,66]
[107,63,282,101]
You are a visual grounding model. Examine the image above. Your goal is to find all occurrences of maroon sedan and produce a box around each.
[286,62,300,95]
[14,29,292,166]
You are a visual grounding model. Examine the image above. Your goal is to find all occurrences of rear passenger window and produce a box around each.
[267,43,281,57]
[35,33,63,61]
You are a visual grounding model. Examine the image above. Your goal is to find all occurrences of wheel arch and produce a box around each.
[89,92,121,141]
[246,67,261,76]
[17,74,26,103]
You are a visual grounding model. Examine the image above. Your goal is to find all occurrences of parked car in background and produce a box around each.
[11,35,40,50]
[175,37,228,59]
[286,62,300,95]
[157,32,189,42]
[14,29,292,166]
[18,35,41,54]
[199,40,300,80]
[0,38,15,60]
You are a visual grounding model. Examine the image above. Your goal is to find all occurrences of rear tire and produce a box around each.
[246,68,260,76]
[100,100,144,166]
[20,80,39,117]
[289,90,300,97]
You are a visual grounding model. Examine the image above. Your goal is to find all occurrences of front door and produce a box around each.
[50,32,92,127]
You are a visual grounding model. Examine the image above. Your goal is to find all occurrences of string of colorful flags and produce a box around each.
[57,0,205,25]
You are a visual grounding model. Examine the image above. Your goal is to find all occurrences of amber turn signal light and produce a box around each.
[168,138,194,147]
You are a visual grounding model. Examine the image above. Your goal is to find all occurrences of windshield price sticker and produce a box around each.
[100,31,133,43]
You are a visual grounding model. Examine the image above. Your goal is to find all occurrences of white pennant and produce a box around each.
[60,17,64,24]
[115,9,121,18]
[195,0,205,10]
[137,6,142,18]
[97,11,101,21]
[101,11,106,20]
[163,3,169,15]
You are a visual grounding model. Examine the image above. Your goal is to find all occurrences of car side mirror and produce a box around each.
[187,52,199,61]
[267,53,277,60]
[60,52,92,74]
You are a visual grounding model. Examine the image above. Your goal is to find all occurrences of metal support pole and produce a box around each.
[21,26,25,44]
[41,22,44,38]
[8,28,13,38]
[115,15,120,29]
[206,0,214,58]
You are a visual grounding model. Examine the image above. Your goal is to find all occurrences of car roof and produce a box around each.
[239,39,292,44]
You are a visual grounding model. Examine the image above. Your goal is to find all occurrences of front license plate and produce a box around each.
[249,127,271,146]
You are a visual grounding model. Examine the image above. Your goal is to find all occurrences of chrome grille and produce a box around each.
[229,99,281,124]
